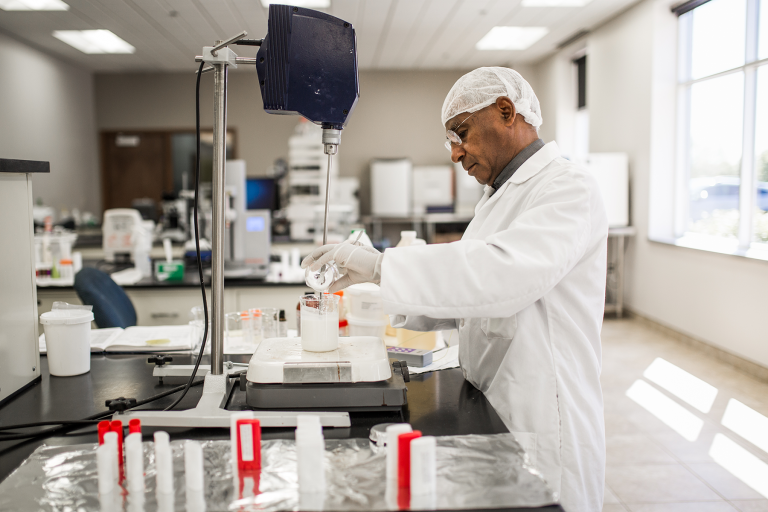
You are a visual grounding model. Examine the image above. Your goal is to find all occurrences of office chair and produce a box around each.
[73,267,137,328]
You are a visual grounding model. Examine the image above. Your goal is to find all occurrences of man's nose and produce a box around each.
[450,145,465,164]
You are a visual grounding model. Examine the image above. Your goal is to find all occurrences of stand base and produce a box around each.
[119,372,351,428]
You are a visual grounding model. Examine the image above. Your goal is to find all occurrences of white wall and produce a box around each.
[94,69,502,214]
[535,0,768,368]
[0,31,100,215]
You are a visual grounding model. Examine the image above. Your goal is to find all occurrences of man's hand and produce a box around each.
[301,241,383,292]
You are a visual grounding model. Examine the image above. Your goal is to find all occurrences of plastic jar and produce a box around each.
[347,314,387,340]
[40,309,94,376]
[345,283,384,320]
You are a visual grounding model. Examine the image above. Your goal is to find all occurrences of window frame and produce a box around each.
[675,0,768,251]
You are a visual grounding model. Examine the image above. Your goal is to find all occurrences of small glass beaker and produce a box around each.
[249,307,279,339]
[300,294,340,352]
[189,306,211,355]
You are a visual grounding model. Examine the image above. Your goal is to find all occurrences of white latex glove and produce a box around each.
[301,241,383,292]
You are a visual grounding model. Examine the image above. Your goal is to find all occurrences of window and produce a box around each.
[677,0,768,249]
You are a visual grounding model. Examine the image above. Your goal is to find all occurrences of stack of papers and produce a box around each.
[408,345,460,375]
[39,325,192,354]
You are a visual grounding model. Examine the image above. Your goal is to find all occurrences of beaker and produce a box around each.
[300,294,340,352]
[189,306,211,355]
[249,307,278,339]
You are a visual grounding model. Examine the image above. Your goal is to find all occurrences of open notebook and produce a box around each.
[39,325,192,354]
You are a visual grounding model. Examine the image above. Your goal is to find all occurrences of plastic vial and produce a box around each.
[154,431,174,494]
[385,424,412,482]
[296,415,326,494]
[125,433,144,492]
[103,431,120,485]
[97,443,116,494]
[184,441,205,492]
[278,309,288,337]
[409,436,436,496]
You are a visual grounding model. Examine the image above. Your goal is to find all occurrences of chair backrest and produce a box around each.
[73,267,137,328]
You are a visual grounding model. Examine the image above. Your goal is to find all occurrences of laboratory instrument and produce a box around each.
[412,165,454,214]
[387,347,433,368]
[102,208,145,262]
[224,159,271,278]
[0,158,45,405]
[120,4,359,429]
[371,159,412,217]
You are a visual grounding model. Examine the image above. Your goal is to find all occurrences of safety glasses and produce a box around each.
[444,110,479,151]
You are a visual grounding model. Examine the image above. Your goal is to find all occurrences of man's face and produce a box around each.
[445,105,508,186]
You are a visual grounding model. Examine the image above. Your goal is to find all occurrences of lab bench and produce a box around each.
[0,354,563,511]
[36,263,309,332]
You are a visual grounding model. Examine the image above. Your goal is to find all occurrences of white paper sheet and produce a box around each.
[408,345,460,374]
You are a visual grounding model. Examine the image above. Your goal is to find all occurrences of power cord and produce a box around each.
[0,380,204,442]
[164,59,210,411]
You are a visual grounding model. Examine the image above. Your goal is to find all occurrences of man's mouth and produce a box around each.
[465,163,476,175]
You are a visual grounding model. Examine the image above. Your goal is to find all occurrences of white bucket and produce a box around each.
[345,283,384,320]
[40,309,94,376]
[347,314,387,339]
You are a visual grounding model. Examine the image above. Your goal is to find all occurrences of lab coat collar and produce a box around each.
[509,141,561,185]
[473,141,560,216]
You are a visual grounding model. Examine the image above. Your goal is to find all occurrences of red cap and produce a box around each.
[97,421,111,445]
[110,420,124,466]
[397,431,422,489]
[129,418,141,435]
[338,319,349,328]
[236,419,261,471]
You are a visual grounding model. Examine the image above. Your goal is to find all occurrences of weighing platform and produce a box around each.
[0,353,563,511]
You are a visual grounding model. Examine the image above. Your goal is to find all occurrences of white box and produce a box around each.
[412,166,454,215]
[371,159,412,217]
[579,153,629,227]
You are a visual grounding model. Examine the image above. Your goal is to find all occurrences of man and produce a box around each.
[302,67,607,512]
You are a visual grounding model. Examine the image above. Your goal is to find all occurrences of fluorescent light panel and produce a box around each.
[53,30,135,55]
[0,0,68,10]
[709,434,768,498]
[643,358,718,413]
[721,399,768,455]
[260,0,329,7]
[521,0,593,6]
[476,27,549,51]
[626,379,704,441]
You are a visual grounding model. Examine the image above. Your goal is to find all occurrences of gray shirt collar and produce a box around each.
[490,138,545,195]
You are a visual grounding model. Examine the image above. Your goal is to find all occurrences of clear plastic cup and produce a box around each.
[300,294,340,352]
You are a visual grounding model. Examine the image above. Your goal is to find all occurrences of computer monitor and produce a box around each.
[246,178,277,211]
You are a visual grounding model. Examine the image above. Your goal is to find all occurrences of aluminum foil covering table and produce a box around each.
[0,434,556,511]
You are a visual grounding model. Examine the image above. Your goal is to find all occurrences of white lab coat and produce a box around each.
[381,141,607,512]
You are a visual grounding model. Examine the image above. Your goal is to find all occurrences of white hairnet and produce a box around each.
[441,67,542,130]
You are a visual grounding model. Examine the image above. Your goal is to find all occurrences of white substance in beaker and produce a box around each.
[301,311,339,352]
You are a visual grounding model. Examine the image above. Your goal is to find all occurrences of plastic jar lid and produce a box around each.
[40,309,94,325]
[345,283,381,296]
[346,314,387,326]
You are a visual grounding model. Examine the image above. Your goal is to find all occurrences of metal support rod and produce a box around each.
[211,31,247,55]
[323,153,333,245]
[211,62,228,375]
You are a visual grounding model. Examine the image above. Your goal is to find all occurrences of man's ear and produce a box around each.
[496,96,516,126]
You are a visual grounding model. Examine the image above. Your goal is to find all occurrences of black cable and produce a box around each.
[164,59,209,411]
[0,380,204,442]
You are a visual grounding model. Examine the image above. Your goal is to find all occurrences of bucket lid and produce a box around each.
[40,309,94,325]
[347,313,387,326]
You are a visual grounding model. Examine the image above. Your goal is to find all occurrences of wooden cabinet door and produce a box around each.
[101,132,172,211]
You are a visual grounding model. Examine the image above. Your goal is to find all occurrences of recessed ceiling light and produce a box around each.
[0,0,68,10]
[53,30,135,54]
[260,0,330,7]
[521,0,593,6]
[476,26,549,51]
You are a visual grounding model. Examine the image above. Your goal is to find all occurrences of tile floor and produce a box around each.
[601,318,768,512]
